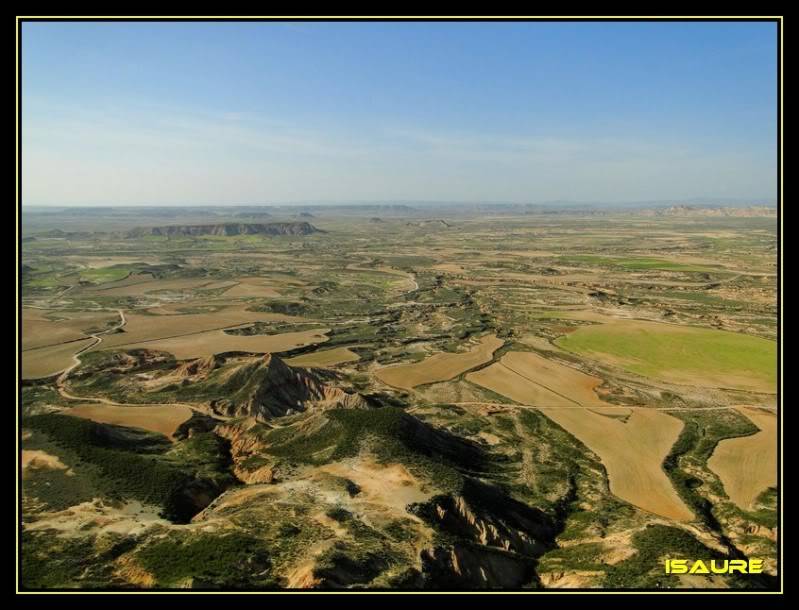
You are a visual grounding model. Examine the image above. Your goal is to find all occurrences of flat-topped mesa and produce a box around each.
[644,205,777,218]
[125,221,322,238]
[405,218,451,228]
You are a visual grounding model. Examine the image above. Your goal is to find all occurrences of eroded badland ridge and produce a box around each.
[20,206,778,590]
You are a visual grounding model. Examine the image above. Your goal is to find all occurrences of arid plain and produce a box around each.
[19,205,778,590]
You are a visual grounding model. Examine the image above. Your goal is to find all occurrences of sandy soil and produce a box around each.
[24,498,170,537]
[22,450,74,477]
[318,459,432,513]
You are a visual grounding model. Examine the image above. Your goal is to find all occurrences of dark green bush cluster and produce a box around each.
[662,411,763,530]
[325,506,352,522]
[20,530,134,589]
[603,524,725,588]
[20,531,97,589]
[136,532,274,588]
[250,301,309,316]
[25,414,199,520]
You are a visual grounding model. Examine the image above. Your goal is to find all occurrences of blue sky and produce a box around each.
[21,21,778,205]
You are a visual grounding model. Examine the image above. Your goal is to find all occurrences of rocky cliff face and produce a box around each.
[420,544,535,588]
[213,418,276,484]
[126,222,321,238]
[431,495,546,556]
[412,478,558,588]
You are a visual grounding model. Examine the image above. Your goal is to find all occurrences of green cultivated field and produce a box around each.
[79,265,133,284]
[561,255,721,273]
[556,320,776,392]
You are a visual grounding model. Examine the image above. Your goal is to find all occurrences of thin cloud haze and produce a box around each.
[21,21,777,206]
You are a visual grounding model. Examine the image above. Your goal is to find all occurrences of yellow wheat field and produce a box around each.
[376,334,504,391]
[286,347,360,368]
[219,278,282,298]
[22,338,96,379]
[97,306,300,351]
[118,328,330,360]
[22,308,117,351]
[466,350,692,521]
[707,406,777,510]
[467,351,608,407]
[539,407,694,521]
[64,404,194,440]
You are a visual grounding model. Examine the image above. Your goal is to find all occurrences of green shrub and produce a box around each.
[136,532,274,588]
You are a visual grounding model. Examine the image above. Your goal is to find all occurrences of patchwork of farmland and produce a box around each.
[19,209,779,589]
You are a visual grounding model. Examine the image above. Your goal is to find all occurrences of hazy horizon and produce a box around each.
[22,21,778,206]
[21,197,777,210]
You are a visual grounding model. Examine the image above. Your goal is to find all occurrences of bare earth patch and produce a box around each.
[318,459,433,512]
[22,450,74,477]
[24,498,170,537]
[468,359,574,407]
[85,276,223,297]
[219,278,282,298]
